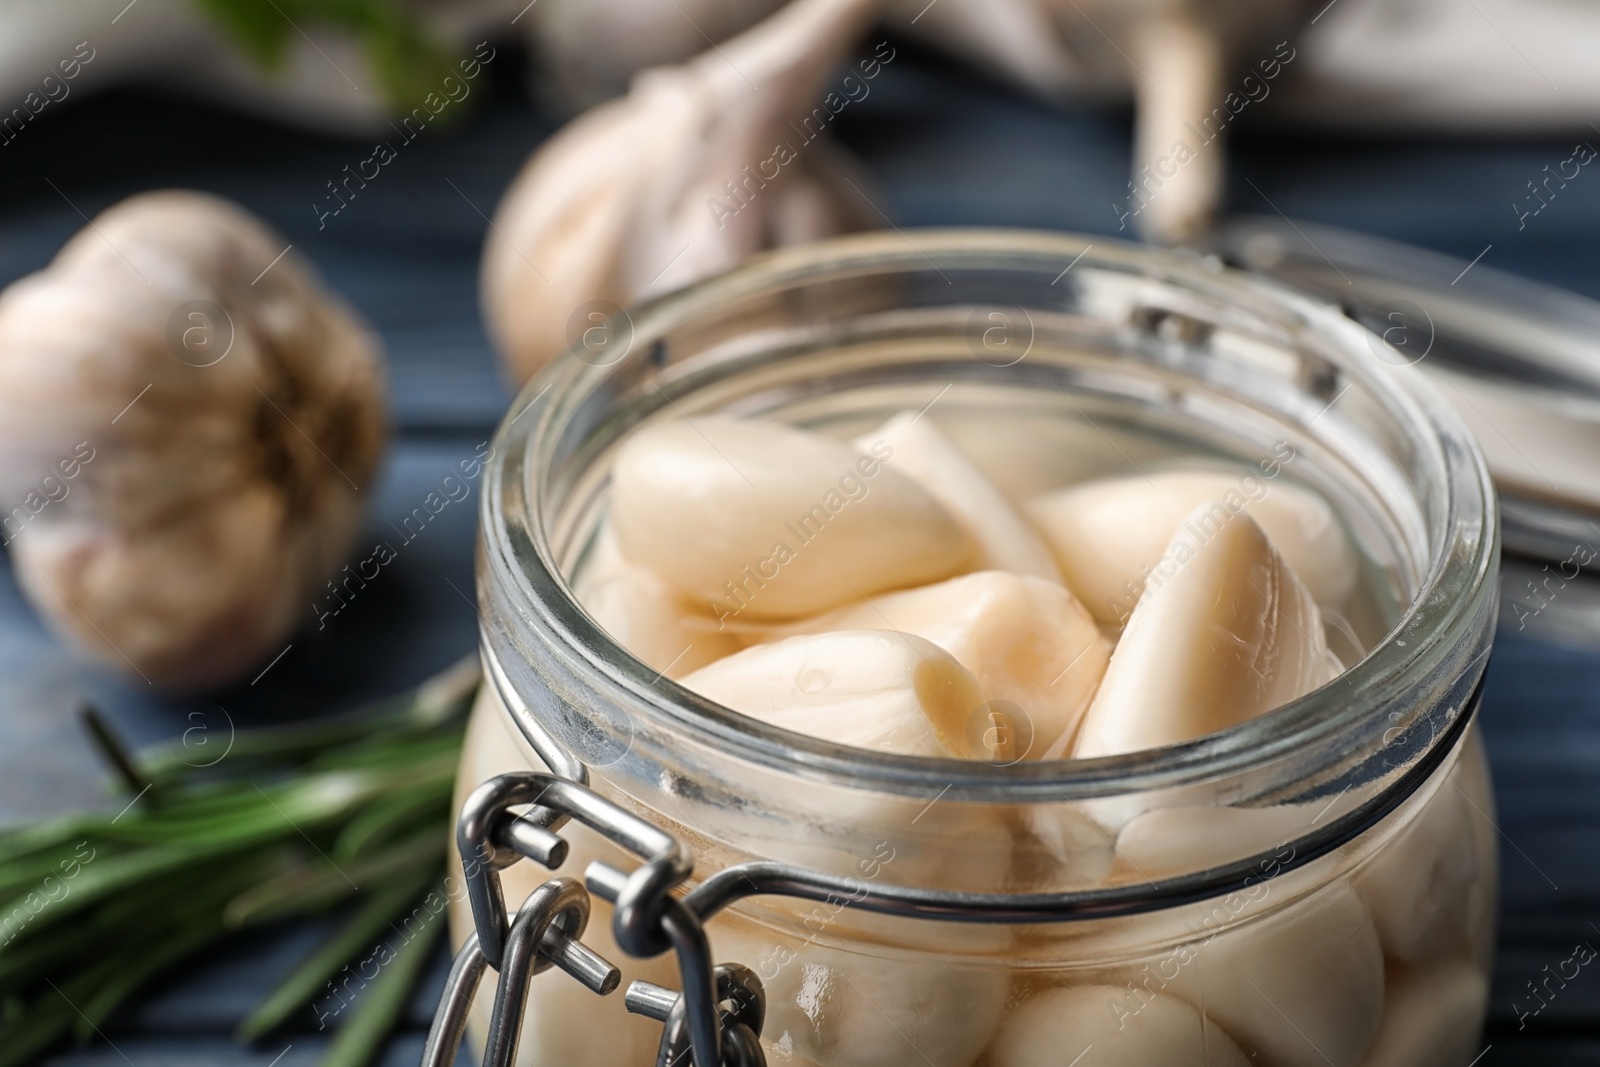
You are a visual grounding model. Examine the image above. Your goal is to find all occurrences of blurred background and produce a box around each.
[2,0,1599,1063]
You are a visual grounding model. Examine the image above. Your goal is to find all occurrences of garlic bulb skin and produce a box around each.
[1030,468,1355,626]
[764,571,1109,759]
[0,191,384,689]
[1072,506,1335,759]
[853,412,1061,581]
[610,416,972,621]
[483,0,880,384]
[992,985,1251,1067]
[573,525,740,678]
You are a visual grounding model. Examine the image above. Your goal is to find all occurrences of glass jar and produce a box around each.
[449,229,1499,1067]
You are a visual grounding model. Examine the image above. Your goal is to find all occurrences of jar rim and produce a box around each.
[481,227,1499,801]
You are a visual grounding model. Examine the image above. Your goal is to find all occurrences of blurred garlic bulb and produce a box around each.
[483,0,881,384]
[0,191,385,689]
[888,0,1318,242]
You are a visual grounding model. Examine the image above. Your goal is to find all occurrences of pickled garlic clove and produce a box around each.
[1028,468,1356,626]
[610,416,971,620]
[761,571,1109,759]
[992,986,1251,1067]
[1356,961,1487,1067]
[1167,882,1384,1067]
[1355,726,1496,964]
[573,525,740,678]
[1072,507,1337,759]
[1115,804,1324,878]
[680,630,999,760]
[716,920,1008,1067]
[852,412,1061,581]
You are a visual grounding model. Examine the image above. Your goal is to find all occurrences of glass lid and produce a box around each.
[1212,216,1600,567]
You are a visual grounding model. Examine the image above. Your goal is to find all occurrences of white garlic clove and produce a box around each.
[992,985,1252,1067]
[0,191,384,689]
[573,524,740,678]
[610,416,972,621]
[681,629,997,760]
[682,629,1017,894]
[762,571,1109,759]
[1072,506,1337,759]
[933,406,1180,504]
[1355,960,1487,1067]
[852,412,1061,581]
[1354,725,1496,964]
[1115,803,1324,878]
[1168,882,1385,1067]
[716,918,1009,1067]
[483,0,879,384]
[1028,467,1356,627]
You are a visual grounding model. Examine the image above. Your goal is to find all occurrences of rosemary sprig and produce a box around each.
[0,655,478,1066]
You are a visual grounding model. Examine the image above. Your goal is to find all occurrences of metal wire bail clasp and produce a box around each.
[421,769,768,1067]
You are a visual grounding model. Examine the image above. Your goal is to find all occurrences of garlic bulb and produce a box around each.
[764,571,1110,759]
[1029,468,1356,627]
[483,0,880,384]
[853,412,1060,581]
[992,985,1252,1067]
[1073,506,1336,759]
[609,416,971,621]
[0,191,385,689]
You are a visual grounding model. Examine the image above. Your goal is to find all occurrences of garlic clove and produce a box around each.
[1356,960,1488,1067]
[483,0,879,384]
[1028,468,1356,627]
[682,629,1017,894]
[716,916,1009,1067]
[610,416,972,621]
[1354,725,1496,964]
[573,525,741,678]
[1072,505,1336,759]
[0,191,384,689]
[762,571,1109,759]
[1115,803,1324,879]
[852,412,1061,581]
[992,985,1252,1067]
[681,629,997,760]
[1167,882,1385,1067]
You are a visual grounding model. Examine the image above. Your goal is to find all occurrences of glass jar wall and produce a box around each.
[452,230,1500,1067]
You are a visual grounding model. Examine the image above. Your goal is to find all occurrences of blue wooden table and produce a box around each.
[2,41,1598,1067]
